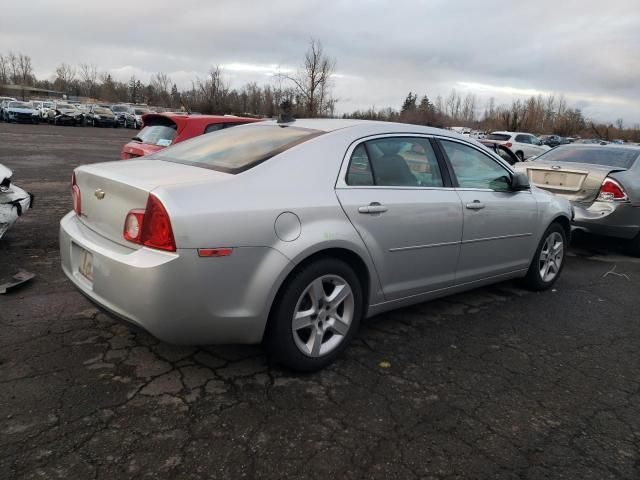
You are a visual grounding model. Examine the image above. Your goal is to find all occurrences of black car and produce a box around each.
[479,140,521,165]
[540,134,571,148]
[47,103,84,126]
[85,105,117,127]
[110,105,136,128]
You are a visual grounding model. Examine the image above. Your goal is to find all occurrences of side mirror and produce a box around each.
[510,172,530,191]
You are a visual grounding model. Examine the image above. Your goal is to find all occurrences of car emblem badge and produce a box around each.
[94,189,105,200]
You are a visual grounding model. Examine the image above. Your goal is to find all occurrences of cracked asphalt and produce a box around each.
[1,123,639,479]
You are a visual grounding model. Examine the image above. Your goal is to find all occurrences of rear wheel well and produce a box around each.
[552,216,571,240]
[266,248,371,335]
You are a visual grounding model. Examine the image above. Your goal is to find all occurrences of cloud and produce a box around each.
[0,0,638,124]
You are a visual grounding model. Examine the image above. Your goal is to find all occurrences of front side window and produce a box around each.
[346,137,444,187]
[440,140,511,191]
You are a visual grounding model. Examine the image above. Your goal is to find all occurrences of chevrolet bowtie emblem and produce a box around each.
[94,189,105,200]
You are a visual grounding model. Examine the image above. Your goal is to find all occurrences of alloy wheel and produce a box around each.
[292,274,354,357]
[539,231,564,282]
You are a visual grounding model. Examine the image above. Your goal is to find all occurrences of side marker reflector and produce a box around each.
[198,248,233,257]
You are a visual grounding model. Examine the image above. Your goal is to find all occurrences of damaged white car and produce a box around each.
[0,164,33,239]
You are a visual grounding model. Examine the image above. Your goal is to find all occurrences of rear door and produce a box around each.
[335,136,463,301]
[438,138,538,283]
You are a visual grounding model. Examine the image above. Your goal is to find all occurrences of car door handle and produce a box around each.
[465,201,485,210]
[358,203,388,214]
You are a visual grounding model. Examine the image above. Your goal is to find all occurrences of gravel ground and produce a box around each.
[1,123,639,479]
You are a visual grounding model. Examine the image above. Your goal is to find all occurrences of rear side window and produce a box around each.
[346,137,444,187]
[515,134,530,143]
[486,133,511,141]
[535,146,639,169]
[152,125,323,174]
[203,122,248,134]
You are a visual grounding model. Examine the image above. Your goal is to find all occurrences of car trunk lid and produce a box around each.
[519,161,626,203]
[75,159,231,247]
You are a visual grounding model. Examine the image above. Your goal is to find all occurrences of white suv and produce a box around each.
[485,131,550,160]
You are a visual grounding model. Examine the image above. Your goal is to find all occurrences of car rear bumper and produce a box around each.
[59,212,292,344]
[571,201,640,239]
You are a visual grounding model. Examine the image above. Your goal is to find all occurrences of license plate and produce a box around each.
[542,172,567,186]
[79,249,94,282]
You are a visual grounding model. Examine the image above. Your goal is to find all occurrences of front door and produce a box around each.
[336,136,463,301]
[438,139,538,283]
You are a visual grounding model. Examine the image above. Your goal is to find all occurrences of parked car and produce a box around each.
[485,131,551,160]
[85,105,117,127]
[3,101,40,124]
[0,97,17,120]
[133,107,151,129]
[540,135,571,148]
[120,113,261,159]
[479,140,521,165]
[515,144,640,255]
[39,101,54,120]
[61,119,572,371]
[1,163,33,239]
[110,105,136,128]
[47,102,84,126]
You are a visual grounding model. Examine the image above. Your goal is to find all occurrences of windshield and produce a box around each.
[111,105,132,113]
[486,133,511,141]
[152,124,324,173]
[535,146,640,169]
[94,107,111,114]
[43,102,53,108]
[56,104,74,109]
[134,108,150,115]
[9,102,32,108]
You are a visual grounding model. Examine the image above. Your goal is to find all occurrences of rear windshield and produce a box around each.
[136,125,178,146]
[486,133,511,141]
[152,125,323,174]
[535,146,640,169]
[94,107,111,114]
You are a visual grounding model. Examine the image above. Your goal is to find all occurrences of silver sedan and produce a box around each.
[515,144,640,255]
[60,119,572,371]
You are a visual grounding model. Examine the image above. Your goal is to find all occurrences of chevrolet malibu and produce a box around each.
[60,119,572,371]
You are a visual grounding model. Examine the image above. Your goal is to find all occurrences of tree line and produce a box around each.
[1,42,638,141]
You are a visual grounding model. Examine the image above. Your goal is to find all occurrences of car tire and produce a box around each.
[522,223,567,291]
[265,257,363,372]
[516,151,525,161]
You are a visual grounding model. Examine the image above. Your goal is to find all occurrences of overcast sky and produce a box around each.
[1,0,639,124]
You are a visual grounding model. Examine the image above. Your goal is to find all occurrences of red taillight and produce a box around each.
[597,178,628,202]
[123,194,176,252]
[504,142,513,148]
[71,172,81,215]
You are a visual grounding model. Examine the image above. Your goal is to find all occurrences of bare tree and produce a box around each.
[152,72,171,95]
[15,53,34,85]
[54,63,76,92]
[282,39,336,117]
[8,52,19,84]
[78,63,98,97]
[0,54,9,84]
